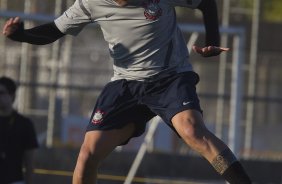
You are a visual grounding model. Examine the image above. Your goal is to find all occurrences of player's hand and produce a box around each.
[2,17,22,37]
[192,45,229,57]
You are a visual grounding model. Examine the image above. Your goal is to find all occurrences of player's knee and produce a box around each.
[74,144,99,180]
[182,119,206,142]
[77,142,100,168]
[182,125,210,153]
[176,114,210,152]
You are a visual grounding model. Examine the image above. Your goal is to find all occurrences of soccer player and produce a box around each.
[3,0,252,183]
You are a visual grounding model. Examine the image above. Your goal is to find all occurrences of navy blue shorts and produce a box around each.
[87,71,202,143]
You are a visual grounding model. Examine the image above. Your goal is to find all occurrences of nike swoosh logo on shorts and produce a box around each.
[183,101,192,106]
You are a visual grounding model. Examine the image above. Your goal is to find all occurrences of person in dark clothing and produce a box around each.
[0,76,39,184]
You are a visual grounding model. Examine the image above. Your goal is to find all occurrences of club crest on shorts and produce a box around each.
[142,0,162,21]
[92,110,105,124]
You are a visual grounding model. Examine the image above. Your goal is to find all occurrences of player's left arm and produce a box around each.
[3,17,65,45]
[193,0,229,57]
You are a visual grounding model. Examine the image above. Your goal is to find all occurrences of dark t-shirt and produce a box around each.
[0,111,39,184]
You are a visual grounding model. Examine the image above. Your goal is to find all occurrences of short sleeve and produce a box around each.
[54,0,92,36]
[168,0,202,8]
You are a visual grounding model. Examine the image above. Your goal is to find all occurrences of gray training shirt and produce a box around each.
[54,0,202,81]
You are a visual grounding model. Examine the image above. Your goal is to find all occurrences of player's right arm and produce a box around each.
[193,0,229,57]
[3,17,65,45]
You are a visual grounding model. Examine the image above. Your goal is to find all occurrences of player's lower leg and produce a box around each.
[211,148,251,183]
[73,143,99,184]
[172,110,251,184]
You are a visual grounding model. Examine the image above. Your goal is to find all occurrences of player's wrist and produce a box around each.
[7,22,25,42]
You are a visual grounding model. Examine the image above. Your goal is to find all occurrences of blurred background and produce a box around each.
[0,0,282,183]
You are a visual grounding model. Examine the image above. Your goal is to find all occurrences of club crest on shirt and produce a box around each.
[91,110,105,124]
[142,0,162,21]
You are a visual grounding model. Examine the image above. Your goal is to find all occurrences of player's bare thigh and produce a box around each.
[81,123,136,159]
